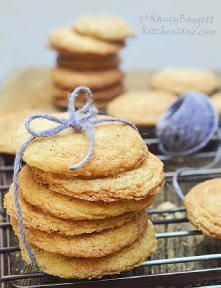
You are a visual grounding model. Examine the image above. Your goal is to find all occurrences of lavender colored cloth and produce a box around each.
[13,86,137,266]
[156,91,221,200]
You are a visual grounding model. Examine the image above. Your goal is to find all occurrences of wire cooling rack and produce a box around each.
[0,130,221,288]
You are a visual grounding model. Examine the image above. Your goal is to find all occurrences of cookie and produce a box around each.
[74,16,135,41]
[107,90,177,126]
[57,54,121,71]
[0,110,39,154]
[52,81,124,101]
[184,178,221,239]
[30,152,164,202]
[149,68,219,95]
[4,190,137,236]
[53,96,110,110]
[211,93,221,115]
[49,26,124,56]
[18,166,157,220]
[52,68,124,90]
[19,220,156,279]
[11,210,147,258]
[13,114,147,176]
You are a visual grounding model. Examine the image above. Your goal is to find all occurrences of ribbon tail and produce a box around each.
[13,136,36,266]
[70,124,95,171]
[172,167,188,201]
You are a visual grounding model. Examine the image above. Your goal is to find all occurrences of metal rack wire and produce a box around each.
[0,133,221,287]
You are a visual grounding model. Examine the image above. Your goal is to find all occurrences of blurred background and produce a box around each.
[0,0,221,81]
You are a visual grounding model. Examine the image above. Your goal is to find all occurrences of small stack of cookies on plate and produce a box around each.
[4,112,164,279]
[48,16,134,110]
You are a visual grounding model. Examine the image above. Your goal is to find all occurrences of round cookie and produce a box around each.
[211,93,221,115]
[4,190,137,236]
[107,90,177,126]
[52,68,124,90]
[29,152,164,202]
[0,110,39,154]
[149,68,219,95]
[74,16,135,41]
[19,220,156,279]
[184,178,221,239]
[18,167,156,220]
[13,113,147,176]
[11,210,147,258]
[52,82,124,101]
[49,26,124,56]
[57,54,121,71]
[53,96,110,110]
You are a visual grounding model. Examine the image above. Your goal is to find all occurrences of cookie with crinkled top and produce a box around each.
[18,166,156,220]
[184,178,221,239]
[13,113,147,176]
[4,189,137,236]
[19,220,156,279]
[52,68,124,90]
[30,152,164,202]
[11,209,147,258]
[49,26,124,56]
[107,90,176,126]
[149,68,219,95]
[0,110,39,154]
[74,16,135,41]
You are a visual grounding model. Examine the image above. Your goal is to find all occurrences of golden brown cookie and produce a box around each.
[30,152,164,202]
[0,110,39,154]
[211,93,221,115]
[49,26,124,56]
[149,68,219,95]
[107,90,176,126]
[19,220,156,279]
[13,113,147,176]
[57,54,121,71]
[52,82,124,101]
[184,178,221,239]
[11,209,147,258]
[18,167,156,220]
[52,68,124,90]
[74,16,134,41]
[4,190,137,236]
[53,96,110,110]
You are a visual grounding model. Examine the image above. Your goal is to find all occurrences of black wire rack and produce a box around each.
[0,130,221,288]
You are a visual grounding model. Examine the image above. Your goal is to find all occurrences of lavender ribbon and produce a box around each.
[13,86,137,266]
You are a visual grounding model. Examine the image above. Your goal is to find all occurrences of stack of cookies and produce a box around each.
[4,112,164,279]
[48,16,134,109]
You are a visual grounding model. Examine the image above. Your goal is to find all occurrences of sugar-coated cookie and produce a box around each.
[52,68,124,89]
[30,152,164,202]
[19,220,156,279]
[49,26,124,55]
[107,90,176,126]
[0,110,38,154]
[4,190,137,236]
[184,178,221,239]
[150,68,219,95]
[74,15,134,41]
[13,114,147,176]
[11,210,147,258]
[18,167,157,220]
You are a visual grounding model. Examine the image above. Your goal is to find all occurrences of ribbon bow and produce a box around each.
[13,86,137,266]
